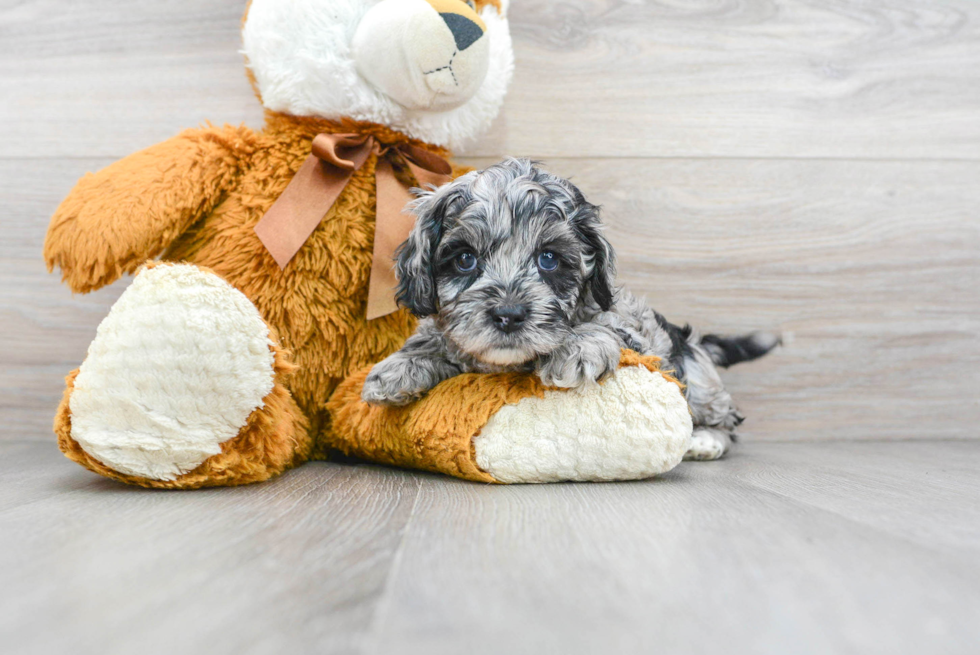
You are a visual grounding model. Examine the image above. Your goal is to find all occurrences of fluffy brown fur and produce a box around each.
[46,113,472,477]
[44,0,527,488]
[44,110,692,488]
[329,350,682,483]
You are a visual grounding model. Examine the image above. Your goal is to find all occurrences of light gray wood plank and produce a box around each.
[474,0,980,159]
[5,157,978,442]
[367,441,980,655]
[0,441,95,513]
[729,440,980,551]
[4,441,978,655]
[1,0,978,159]
[0,443,423,655]
[0,0,265,159]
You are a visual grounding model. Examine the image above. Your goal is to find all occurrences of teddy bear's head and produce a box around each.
[242,0,513,151]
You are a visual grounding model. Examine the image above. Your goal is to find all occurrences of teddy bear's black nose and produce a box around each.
[440,13,484,51]
[490,305,528,333]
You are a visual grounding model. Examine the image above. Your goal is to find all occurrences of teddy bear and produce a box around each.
[43,0,694,489]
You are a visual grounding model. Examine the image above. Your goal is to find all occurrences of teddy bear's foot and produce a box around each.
[329,351,693,484]
[472,363,693,483]
[55,262,310,489]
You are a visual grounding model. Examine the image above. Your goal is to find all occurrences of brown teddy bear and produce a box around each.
[43,0,693,488]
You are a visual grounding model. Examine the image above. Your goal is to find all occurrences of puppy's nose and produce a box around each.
[490,305,528,333]
[440,12,484,51]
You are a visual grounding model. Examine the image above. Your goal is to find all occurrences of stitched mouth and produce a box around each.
[422,50,459,87]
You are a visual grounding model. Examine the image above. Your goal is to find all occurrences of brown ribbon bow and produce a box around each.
[254,133,453,320]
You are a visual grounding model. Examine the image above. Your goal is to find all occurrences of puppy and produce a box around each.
[361,159,778,460]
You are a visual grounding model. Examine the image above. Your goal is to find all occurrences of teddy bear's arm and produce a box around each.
[44,124,257,293]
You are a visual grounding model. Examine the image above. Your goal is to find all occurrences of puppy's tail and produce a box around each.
[699,331,780,368]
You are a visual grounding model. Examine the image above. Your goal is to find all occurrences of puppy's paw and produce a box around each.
[683,428,732,461]
[361,359,427,406]
[536,338,620,389]
[361,373,421,407]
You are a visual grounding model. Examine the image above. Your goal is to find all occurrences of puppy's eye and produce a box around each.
[455,251,478,273]
[537,251,559,272]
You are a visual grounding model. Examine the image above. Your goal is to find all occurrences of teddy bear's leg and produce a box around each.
[328,351,693,484]
[54,262,311,489]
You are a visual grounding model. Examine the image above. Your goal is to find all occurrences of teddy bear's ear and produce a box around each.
[394,188,453,317]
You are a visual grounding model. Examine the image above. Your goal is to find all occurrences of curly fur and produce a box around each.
[363,159,779,459]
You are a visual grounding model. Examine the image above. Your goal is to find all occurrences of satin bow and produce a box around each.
[254,133,453,320]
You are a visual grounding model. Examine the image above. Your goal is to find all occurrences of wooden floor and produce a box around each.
[1,439,978,655]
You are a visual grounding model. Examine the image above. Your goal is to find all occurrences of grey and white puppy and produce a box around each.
[362,159,778,460]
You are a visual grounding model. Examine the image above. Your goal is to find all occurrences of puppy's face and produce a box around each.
[395,159,615,365]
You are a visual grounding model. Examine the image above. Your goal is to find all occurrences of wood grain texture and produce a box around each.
[475,0,980,158]
[0,0,978,159]
[2,440,979,654]
[0,442,423,655]
[371,441,980,655]
[0,0,264,159]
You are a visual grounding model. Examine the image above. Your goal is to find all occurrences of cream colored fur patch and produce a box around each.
[474,366,693,483]
[69,264,276,481]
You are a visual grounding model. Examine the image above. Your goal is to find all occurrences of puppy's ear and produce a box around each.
[570,199,616,311]
[394,187,452,317]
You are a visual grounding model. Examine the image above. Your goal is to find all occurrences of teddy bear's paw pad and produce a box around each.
[473,366,693,483]
[68,263,277,481]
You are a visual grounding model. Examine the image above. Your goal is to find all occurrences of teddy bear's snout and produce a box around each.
[352,0,492,112]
